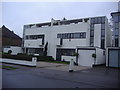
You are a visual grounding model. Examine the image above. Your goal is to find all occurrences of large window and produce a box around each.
[26,35,44,40]
[56,49,75,60]
[25,34,44,45]
[90,17,105,24]
[90,17,105,49]
[57,32,86,39]
[28,48,43,55]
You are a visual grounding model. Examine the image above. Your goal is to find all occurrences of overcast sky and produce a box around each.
[2,1,118,37]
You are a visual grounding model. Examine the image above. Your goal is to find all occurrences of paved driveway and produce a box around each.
[37,61,91,71]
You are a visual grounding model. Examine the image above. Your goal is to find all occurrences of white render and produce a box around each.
[78,49,95,67]
[77,47,105,67]
[24,39,43,48]
[95,48,105,65]
[24,21,90,59]
[22,16,111,67]
[0,58,37,66]
[61,56,76,62]
[94,24,101,47]
[3,46,22,55]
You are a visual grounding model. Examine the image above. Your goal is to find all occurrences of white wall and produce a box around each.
[62,39,87,48]
[25,22,90,59]
[61,56,76,62]
[0,58,36,66]
[24,39,42,48]
[78,49,95,67]
[24,16,109,60]
[4,48,11,53]
[105,17,112,47]
[95,48,105,65]
[3,46,22,55]
[94,24,101,47]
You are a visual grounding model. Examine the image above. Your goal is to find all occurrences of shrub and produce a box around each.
[37,56,54,61]
[8,50,12,54]
[92,54,96,58]
[2,54,32,61]
[73,53,79,56]
[17,53,28,55]
[2,53,54,61]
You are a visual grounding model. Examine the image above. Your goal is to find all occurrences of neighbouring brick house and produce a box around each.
[0,25,22,52]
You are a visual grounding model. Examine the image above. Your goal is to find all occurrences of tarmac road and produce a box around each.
[2,63,120,88]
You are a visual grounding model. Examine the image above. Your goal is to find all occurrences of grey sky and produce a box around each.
[2,2,118,37]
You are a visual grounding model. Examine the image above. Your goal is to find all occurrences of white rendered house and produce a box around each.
[22,16,111,67]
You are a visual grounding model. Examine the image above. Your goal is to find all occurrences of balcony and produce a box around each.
[24,39,43,48]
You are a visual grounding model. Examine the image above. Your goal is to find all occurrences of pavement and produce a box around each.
[37,61,91,72]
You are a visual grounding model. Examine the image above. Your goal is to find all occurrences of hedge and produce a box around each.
[2,53,54,61]
[37,56,54,61]
[2,54,32,61]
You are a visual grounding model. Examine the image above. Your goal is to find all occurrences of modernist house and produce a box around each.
[22,16,111,67]
[106,2,120,68]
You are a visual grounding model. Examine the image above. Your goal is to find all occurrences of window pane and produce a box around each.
[114,29,119,36]
[101,17,105,23]
[113,16,119,22]
[90,24,94,30]
[98,17,102,24]
[115,38,119,47]
[74,33,80,38]
[94,18,98,24]
[101,39,105,49]
[115,23,119,29]
[62,34,65,39]
[90,42,94,46]
[26,36,28,39]
[90,37,94,42]
[90,30,94,37]
[91,18,95,24]
[119,16,120,22]
[83,32,86,38]
[101,30,105,36]
[71,33,74,38]
[57,34,60,38]
[101,24,105,29]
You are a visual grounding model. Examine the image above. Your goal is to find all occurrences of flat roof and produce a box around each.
[25,16,106,26]
[111,12,120,16]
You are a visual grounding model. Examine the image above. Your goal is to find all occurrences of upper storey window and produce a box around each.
[57,32,86,39]
[25,35,44,40]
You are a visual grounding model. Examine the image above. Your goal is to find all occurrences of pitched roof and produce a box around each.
[0,25,22,39]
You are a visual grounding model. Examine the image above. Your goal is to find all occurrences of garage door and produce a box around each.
[109,50,120,68]
[78,50,95,67]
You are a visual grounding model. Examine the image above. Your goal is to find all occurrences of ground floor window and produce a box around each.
[56,48,75,61]
[26,48,43,55]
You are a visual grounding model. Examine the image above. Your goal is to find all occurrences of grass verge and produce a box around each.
[0,65,19,70]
